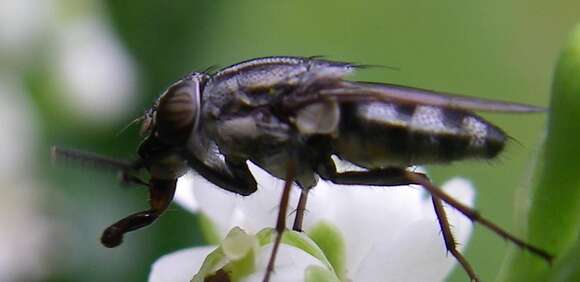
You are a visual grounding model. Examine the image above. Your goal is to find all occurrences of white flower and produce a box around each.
[150,163,475,282]
[0,75,52,281]
[53,14,137,124]
[0,0,53,62]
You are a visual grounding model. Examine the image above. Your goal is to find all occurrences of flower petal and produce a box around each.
[243,243,328,282]
[149,246,216,282]
[173,162,476,281]
[354,177,474,282]
[187,228,337,282]
[177,172,241,236]
[300,180,427,276]
[176,163,303,237]
[175,172,200,212]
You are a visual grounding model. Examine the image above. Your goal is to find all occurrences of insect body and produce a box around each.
[54,56,551,282]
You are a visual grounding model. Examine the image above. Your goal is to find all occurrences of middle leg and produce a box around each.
[292,187,310,232]
[263,160,297,282]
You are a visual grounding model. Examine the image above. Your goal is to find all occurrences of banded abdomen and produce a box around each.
[334,102,506,168]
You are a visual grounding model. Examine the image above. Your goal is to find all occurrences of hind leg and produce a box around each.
[431,194,478,281]
[318,164,552,280]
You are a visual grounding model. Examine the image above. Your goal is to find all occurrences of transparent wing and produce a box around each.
[314,81,546,113]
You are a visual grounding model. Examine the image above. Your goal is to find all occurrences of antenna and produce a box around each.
[51,146,138,172]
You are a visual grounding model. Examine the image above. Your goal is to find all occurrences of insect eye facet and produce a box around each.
[155,82,199,145]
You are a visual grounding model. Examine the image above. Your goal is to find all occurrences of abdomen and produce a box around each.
[334,102,506,168]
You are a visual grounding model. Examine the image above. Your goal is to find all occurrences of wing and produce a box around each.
[312,81,546,113]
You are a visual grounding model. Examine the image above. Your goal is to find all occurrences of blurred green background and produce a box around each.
[1,1,578,281]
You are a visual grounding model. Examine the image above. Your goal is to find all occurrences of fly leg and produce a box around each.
[403,171,553,263]
[263,160,297,282]
[101,178,177,248]
[320,165,553,280]
[431,195,478,281]
[320,167,480,280]
[292,187,309,232]
[118,170,148,187]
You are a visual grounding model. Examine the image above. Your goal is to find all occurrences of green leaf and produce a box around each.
[498,23,580,282]
[191,227,257,282]
[190,246,227,282]
[221,227,258,261]
[305,265,341,282]
[256,228,336,272]
[193,227,341,281]
[198,213,222,245]
[547,234,580,282]
[221,227,258,279]
[307,221,346,280]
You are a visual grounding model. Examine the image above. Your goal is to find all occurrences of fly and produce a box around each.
[52,56,552,282]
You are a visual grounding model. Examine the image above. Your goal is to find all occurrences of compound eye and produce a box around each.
[156,82,200,145]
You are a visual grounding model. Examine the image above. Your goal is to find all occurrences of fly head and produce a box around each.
[141,72,209,146]
[136,72,210,181]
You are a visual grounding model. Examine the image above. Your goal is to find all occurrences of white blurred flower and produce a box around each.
[0,75,38,175]
[53,14,137,124]
[150,163,475,282]
[0,75,51,281]
[0,0,53,61]
[0,0,137,280]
